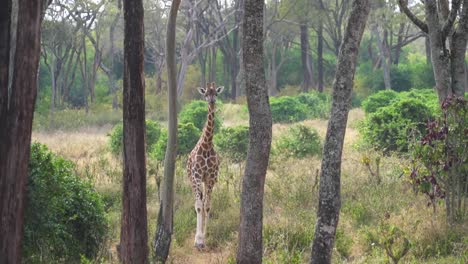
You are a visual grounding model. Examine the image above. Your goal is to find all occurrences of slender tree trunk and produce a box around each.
[110,10,120,110]
[154,0,180,262]
[236,0,272,262]
[393,23,405,65]
[317,22,324,92]
[0,0,44,262]
[209,46,217,82]
[300,24,311,92]
[120,0,148,262]
[372,25,391,90]
[449,2,468,96]
[310,0,369,263]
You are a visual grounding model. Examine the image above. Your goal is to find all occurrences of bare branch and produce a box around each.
[398,0,428,33]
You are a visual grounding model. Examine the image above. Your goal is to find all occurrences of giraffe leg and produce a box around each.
[191,171,205,249]
[203,179,215,238]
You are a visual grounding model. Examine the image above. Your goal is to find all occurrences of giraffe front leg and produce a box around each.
[191,173,205,249]
[203,179,215,238]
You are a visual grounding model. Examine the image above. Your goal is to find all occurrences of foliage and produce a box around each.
[409,97,467,222]
[23,143,107,263]
[178,100,222,132]
[361,95,434,152]
[296,91,331,118]
[362,90,398,114]
[150,122,201,160]
[365,222,411,264]
[269,96,308,123]
[274,124,322,158]
[214,125,249,163]
[108,119,161,155]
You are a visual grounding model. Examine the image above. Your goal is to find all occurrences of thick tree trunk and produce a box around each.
[300,24,311,92]
[450,1,468,96]
[317,23,324,92]
[153,0,180,262]
[310,0,369,263]
[236,0,272,262]
[120,0,148,263]
[0,0,44,262]
[425,36,431,65]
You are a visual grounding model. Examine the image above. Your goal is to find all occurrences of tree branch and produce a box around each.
[397,0,428,33]
[442,0,461,38]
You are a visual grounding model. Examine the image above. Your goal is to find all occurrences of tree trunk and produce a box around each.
[310,0,369,263]
[449,2,468,96]
[300,24,311,92]
[120,0,148,262]
[110,10,120,110]
[153,0,180,262]
[372,24,391,90]
[0,0,44,262]
[425,35,431,65]
[236,0,272,262]
[393,23,405,65]
[317,22,324,92]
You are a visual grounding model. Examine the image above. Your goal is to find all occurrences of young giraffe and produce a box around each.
[187,82,224,249]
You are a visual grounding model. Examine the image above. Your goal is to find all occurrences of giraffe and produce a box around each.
[187,82,224,249]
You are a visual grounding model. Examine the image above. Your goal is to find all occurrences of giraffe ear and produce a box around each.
[197,87,206,95]
[216,86,225,94]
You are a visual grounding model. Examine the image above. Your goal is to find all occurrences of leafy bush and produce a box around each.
[362,90,398,114]
[270,96,308,123]
[361,95,434,152]
[108,119,161,155]
[296,91,331,118]
[150,122,201,160]
[214,125,249,163]
[274,124,322,158]
[23,143,107,263]
[178,100,222,131]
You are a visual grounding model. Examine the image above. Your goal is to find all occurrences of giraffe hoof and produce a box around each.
[194,242,205,250]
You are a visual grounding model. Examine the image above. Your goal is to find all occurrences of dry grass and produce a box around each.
[29,107,467,264]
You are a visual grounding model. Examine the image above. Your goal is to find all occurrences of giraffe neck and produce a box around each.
[200,103,215,146]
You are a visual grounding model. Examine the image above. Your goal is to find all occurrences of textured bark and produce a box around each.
[0,0,44,262]
[120,0,148,263]
[450,0,468,96]
[153,0,180,262]
[310,0,369,263]
[236,0,272,262]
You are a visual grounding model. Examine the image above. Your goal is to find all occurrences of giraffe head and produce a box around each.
[197,82,224,104]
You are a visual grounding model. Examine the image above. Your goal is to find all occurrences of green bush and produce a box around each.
[150,122,201,160]
[296,91,331,119]
[362,97,433,152]
[270,96,308,123]
[23,143,107,263]
[214,125,249,163]
[179,100,222,132]
[108,119,161,155]
[274,124,322,158]
[362,90,399,114]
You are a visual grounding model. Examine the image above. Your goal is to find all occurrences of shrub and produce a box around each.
[296,91,331,119]
[150,122,201,160]
[23,143,107,262]
[214,125,249,163]
[270,96,308,123]
[108,119,161,155]
[362,90,398,114]
[362,97,433,152]
[274,124,322,158]
[179,100,222,131]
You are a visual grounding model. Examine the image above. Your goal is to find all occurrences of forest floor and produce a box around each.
[32,107,467,264]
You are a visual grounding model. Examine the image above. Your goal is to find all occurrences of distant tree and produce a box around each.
[153,0,181,262]
[310,0,370,263]
[119,0,148,262]
[0,0,49,262]
[398,0,468,102]
[236,0,273,262]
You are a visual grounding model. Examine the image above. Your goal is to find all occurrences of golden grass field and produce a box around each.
[32,107,467,263]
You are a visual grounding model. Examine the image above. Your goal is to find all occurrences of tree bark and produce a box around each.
[317,22,324,92]
[425,35,431,65]
[450,0,468,96]
[153,0,180,262]
[0,0,44,262]
[310,0,370,263]
[300,24,311,92]
[372,24,391,90]
[236,0,272,262]
[120,0,148,262]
